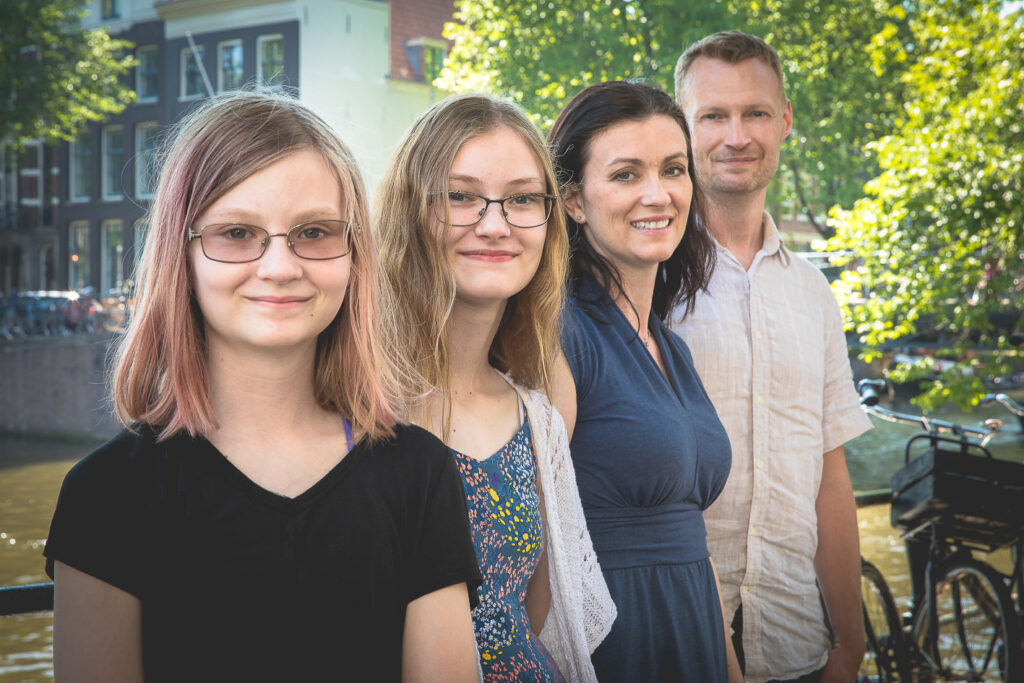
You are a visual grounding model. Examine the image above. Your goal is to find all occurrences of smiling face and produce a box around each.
[443,125,548,308]
[567,114,693,278]
[680,56,793,198]
[189,148,351,355]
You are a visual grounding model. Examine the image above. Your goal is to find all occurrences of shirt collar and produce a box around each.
[702,210,792,269]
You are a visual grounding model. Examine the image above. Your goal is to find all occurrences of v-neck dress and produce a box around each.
[43,423,482,682]
[561,273,732,682]
[452,419,566,682]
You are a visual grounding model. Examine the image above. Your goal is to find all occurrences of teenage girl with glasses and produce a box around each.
[375,94,616,682]
[44,91,481,682]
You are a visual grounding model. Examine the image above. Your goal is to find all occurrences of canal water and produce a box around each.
[1,396,1022,680]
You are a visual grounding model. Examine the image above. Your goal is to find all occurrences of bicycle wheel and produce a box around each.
[913,555,1023,681]
[859,558,909,682]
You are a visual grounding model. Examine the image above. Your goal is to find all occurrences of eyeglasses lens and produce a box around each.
[198,220,351,262]
[445,192,552,228]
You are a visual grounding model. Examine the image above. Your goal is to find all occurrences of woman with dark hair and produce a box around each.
[549,81,741,681]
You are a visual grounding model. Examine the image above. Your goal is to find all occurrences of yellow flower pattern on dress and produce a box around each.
[452,419,565,682]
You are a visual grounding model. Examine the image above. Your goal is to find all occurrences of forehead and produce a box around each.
[681,57,785,111]
[584,115,688,164]
[450,125,544,179]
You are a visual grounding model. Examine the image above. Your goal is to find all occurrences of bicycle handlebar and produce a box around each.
[856,379,1001,446]
[980,392,1024,417]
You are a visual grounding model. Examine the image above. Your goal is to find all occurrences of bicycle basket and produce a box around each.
[890,434,1024,552]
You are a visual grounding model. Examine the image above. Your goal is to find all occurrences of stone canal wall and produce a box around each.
[0,335,121,439]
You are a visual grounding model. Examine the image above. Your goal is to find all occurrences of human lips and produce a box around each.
[245,295,313,308]
[458,249,519,262]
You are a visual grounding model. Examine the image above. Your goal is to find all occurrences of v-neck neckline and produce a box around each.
[199,435,365,510]
[578,273,688,408]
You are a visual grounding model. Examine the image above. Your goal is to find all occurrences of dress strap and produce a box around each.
[342,417,354,453]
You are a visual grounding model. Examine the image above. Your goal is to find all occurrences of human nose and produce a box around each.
[473,200,512,238]
[724,117,751,148]
[640,175,671,207]
[255,232,303,280]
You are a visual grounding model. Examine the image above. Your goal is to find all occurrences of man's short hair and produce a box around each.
[674,30,785,104]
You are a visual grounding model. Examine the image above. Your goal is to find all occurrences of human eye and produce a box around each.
[294,220,343,241]
[664,165,688,177]
[210,224,260,241]
[447,190,474,204]
[612,170,635,182]
[507,193,540,207]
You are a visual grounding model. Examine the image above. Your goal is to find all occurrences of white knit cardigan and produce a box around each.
[510,381,617,683]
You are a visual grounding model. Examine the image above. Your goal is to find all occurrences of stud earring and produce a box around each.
[576,215,583,221]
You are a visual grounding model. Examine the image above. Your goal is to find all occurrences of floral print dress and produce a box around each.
[452,418,566,682]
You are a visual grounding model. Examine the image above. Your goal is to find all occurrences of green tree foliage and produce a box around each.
[440,0,908,235]
[828,0,1024,409]
[0,0,135,145]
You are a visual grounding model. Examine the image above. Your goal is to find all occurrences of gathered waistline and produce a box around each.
[584,503,708,570]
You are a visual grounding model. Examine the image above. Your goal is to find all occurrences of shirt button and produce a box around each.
[750,525,758,537]
[756,459,765,470]
[756,331,763,340]
[756,395,765,404]
[741,585,749,595]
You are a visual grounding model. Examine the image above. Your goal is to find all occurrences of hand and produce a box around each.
[819,641,865,683]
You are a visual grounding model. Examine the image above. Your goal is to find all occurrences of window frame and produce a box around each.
[100,219,124,296]
[256,34,284,90]
[134,122,159,200]
[217,39,244,93]
[136,45,158,102]
[179,44,206,101]
[101,124,125,201]
[69,131,91,202]
[68,220,90,290]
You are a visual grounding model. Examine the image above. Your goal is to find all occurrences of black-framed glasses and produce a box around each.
[187,220,354,263]
[434,190,556,229]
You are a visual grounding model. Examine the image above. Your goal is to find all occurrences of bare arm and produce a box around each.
[711,559,743,683]
[525,466,551,635]
[549,351,577,441]
[815,446,865,682]
[525,543,551,635]
[52,561,144,683]
[402,582,479,682]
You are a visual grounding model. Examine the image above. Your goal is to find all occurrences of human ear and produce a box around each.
[562,185,585,224]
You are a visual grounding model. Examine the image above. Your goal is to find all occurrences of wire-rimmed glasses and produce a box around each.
[433,190,556,229]
[187,220,353,263]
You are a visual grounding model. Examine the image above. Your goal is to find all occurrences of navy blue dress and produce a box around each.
[562,274,732,682]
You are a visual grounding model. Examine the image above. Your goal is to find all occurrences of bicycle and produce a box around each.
[855,379,1024,682]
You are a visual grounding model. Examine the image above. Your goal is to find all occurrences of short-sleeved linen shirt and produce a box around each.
[44,423,481,682]
[669,213,871,682]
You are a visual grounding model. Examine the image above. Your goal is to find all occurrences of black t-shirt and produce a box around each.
[44,423,481,682]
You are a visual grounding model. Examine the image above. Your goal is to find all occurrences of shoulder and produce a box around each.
[62,426,162,490]
[358,423,452,477]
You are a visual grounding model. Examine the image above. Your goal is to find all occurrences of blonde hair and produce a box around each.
[374,94,568,429]
[674,30,786,106]
[113,90,398,442]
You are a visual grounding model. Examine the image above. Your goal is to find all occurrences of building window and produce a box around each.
[102,125,124,200]
[101,220,124,295]
[403,38,448,83]
[135,122,159,199]
[68,221,90,290]
[101,0,121,20]
[69,131,91,201]
[136,45,158,102]
[257,35,284,89]
[133,219,148,271]
[218,40,243,92]
[180,45,206,99]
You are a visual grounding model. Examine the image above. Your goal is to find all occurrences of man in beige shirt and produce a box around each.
[669,31,872,683]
